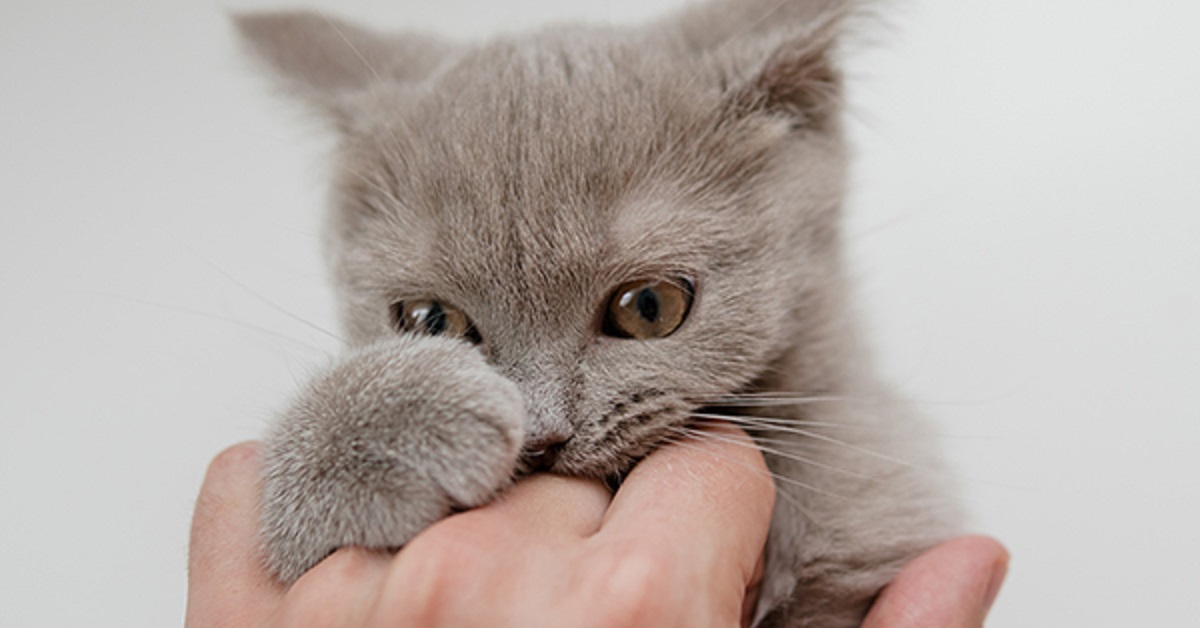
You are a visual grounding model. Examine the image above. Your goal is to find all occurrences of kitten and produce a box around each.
[236,0,960,625]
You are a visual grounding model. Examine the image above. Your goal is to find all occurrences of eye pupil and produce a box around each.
[636,289,660,323]
[424,302,447,335]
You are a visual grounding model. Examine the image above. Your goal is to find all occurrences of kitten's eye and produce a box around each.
[390,300,481,343]
[603,278,694,339]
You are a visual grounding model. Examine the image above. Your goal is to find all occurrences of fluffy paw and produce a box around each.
[260,335,525,583]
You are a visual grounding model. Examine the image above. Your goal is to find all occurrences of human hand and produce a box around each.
[863,536,1009,628]
[186,422,775,628]
[185,424,1008,628]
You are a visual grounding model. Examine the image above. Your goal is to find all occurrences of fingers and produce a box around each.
[400,473,610,556]
[598,422,776,625]
[269,547,392,627]
[862,535,1009,628]
[481,474,612,540]
[377,474,611,625]
[187,440,613,627]
[602,421,775,564]
[189,436,1005,628]
[185,442,284,628]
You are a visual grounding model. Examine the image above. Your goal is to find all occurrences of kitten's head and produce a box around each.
[237,0,859,478]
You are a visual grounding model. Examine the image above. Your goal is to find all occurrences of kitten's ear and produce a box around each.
[233,11,452,127]
[677,0,859,129]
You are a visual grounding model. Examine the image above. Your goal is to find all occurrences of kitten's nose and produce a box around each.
[522,433,570,471]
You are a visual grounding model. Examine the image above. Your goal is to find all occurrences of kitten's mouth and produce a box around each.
[519,444,564,472]
[603,470,629,492]
[517,438,638,485]
[515,448,630,494]
[517,401,693,482]
[516,435,573,475]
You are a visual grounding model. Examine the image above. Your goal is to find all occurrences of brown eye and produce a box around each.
[390,300,481,343]
[603,278,694,339]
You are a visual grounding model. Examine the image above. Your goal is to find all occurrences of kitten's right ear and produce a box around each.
[233,11,452,128]
[672,0,863,130]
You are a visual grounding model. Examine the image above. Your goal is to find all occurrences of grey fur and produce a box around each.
[237,1,960,625]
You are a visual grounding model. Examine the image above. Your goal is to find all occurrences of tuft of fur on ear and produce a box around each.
[675,0,861,129]
[233,11,453,124]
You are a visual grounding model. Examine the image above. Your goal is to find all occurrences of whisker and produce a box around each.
[165,233,346,346]
[690,412,890,433]
[78,290,331,356]
[696,390,843,399]
[655,434,821,512]
[668,424,875,481]
[689,413,917,469]
[693,410,1000,442]
[315,9,424,230]
[692,396,859,408]
[316,10,384,84]
[671,433,852,503]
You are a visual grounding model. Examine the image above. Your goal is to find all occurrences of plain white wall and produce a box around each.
[1,1,1197,625]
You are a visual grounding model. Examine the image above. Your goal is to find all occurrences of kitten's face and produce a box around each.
[238,9,849,478]
[323,34,845,478]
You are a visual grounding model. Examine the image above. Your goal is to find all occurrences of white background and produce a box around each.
[2,1,1197,625]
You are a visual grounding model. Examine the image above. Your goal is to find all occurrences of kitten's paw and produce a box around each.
[260,336,525,583]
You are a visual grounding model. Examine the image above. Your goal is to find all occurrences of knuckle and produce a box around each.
[310,546,379,586]
[275,547,386,627]
[394,517,488,585]
[384,544,470,622]
[384,513,516,623]
[583,543,678,626]
[287,549,360,598]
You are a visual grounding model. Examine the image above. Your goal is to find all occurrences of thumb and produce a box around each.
[186,442,284,627]
[862,535,1008,628]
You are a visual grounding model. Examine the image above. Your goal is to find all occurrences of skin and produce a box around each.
[186,425,1007,628]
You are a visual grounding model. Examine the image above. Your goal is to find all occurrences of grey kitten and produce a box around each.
[236,0,960,625]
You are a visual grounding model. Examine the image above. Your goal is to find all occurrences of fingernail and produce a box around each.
[982,556,1009,614]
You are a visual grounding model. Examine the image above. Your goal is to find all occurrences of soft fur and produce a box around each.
[237,1,960,625]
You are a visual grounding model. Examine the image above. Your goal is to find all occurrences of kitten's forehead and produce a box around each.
[398,33,688,204]
[350,32,779,230]
[345,42,685,247]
